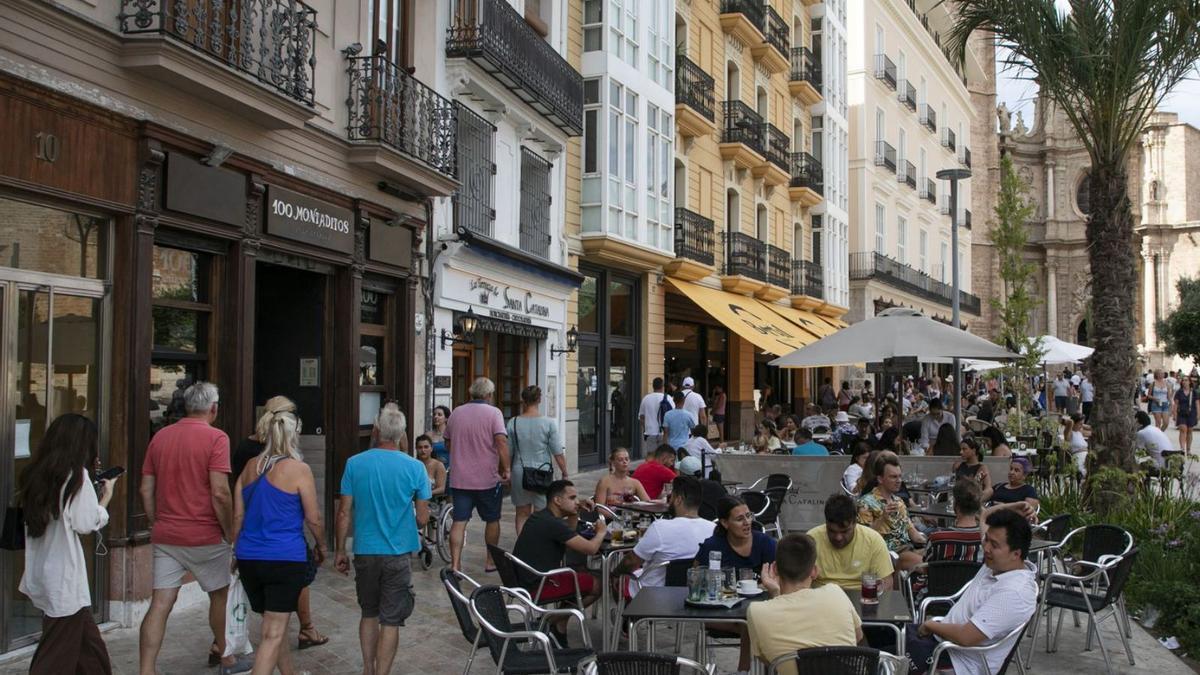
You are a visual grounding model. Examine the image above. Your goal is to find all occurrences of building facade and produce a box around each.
[846,0,982,330]
[0,0,453,649]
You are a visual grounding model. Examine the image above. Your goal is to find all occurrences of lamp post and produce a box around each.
[936,167,971,433]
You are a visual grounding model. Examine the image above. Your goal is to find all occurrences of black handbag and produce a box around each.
[512,418,554,494]
[1,505,25,551]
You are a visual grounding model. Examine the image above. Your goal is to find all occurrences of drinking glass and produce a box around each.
[861,572,879,605]
[722,568,737,598]
[687,567,707,602]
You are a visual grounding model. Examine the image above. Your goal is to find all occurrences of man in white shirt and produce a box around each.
[800,404,831,432]
[638,377,668,457]
[680,376,708,426]
[917,398,957,454]
[615,475,715,595]
[1079,374,1095,422]
[908,509,1037,675]
[1135,410,1174,469]
[1052,373,1071,412]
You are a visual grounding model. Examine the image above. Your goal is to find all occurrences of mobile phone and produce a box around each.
[95,466,125,482]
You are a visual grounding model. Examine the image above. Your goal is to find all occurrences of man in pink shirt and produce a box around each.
[138,382,249,675]
[445,377,510,572]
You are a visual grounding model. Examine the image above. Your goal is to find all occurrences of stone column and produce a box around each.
[1046,260,1058,337]
[1045,160,1056,217]
[1142,250,1157,347]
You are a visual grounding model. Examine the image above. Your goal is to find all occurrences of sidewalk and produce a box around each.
[0,467,1189,674]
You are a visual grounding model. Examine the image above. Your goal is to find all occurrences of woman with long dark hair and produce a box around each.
[19,413,116,674]
[429,405,452,466]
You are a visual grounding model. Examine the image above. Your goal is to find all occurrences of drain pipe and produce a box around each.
[422,197,436,432]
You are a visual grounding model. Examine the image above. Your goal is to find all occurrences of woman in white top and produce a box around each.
[19,413,116,674]
[1063,413,1089,476]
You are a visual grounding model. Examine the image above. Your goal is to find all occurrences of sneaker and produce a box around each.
[218,654,254,675]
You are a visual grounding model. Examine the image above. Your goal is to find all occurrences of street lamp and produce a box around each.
[937,167,972,430]
[440,307,478,349]
[550,326,579,359]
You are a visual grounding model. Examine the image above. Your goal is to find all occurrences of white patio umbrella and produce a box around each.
[1029,335,1094,365]
[769,308,1019,368]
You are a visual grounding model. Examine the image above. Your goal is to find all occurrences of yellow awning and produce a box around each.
[755,300,840,338]
[666,279,818,356]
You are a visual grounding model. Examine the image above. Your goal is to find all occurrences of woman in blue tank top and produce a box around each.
[232,408,325,674]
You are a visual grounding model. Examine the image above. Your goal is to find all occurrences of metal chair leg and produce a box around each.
[1084,603,1114,675]
[1110,607,1136,666]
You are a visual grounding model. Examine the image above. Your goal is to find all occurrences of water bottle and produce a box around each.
[707,551,722,601]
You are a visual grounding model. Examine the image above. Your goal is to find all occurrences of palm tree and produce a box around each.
[947,0,1200,470]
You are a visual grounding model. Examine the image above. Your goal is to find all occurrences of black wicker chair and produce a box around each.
[579,651,707,674]
[468,584,594,674]
[916,560,983,619]
[766,645,906,674]
[441,568,486,675]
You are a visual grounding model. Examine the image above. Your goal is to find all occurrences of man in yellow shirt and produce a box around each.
[808,493,895,590]
[747,533,863,675]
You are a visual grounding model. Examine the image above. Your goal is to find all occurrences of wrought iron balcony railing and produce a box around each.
[118,0,317,105]
[850,251,981,314]
[446,0,583,135]
[963,209,973,229]
[762,5,790,60]
[899,160,917,190]
[921,178,937,204]
[790,47,822,89]
[347,55,457,178]
[875,140,897,173]
[792,259,824,299]
[874,54,897,90]
[790,152,824,194]
[763,122,790,172]
[961,146,972,168]
[919,103,937,133]
[722,101,766,155]
[766,244,791,289]
[674,208,716,267]
[676,55,716,121]
[942,127,956,151]
[721,0,766,34]
[898,80,917,111]
[726,231,766,282]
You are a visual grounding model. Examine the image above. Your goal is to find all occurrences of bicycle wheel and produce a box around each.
[436,504,455,564]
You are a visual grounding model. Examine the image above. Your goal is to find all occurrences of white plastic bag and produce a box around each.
[223,573,254,657]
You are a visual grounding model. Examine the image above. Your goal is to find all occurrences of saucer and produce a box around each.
[737,585,765,596]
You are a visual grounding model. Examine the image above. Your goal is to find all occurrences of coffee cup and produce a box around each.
[737,579,758,594]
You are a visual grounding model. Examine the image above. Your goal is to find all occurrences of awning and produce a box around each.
[665,279,817,356]
[755,301,839,339]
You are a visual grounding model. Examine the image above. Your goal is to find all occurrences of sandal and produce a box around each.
[297,624,329,650]
[208,641,221,667]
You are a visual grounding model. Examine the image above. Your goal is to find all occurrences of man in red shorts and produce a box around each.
[512,480,605,646]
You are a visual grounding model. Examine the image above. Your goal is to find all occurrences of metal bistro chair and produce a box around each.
[488,544,585,610]
[1041,524,1134,638]
[910,560,982,620]
[1026,550,1139,674]
[442,567,487,675]
[579,651,708,675]
[928,620,1030,675]
[469,584,595,675]
[766,645,908,675]
[741,491,771,535]
[745,473,794,494]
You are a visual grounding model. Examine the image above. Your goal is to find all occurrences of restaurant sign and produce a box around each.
[265,185,354,255]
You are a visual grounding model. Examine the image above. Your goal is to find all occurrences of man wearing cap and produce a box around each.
[679,376,708,427]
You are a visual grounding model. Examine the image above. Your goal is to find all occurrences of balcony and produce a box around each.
[961,146,972,169]
[789,152,823,206]
[346,55,459,197]
[719,0,766,49]
[676,55,717,137]
[942,127,956,152]
[875,140,897,174]
[750,5,790,74]
[722,231,768,295]
[874,54,897,90]
[789,48,823,105]
[898,160,916,190]
[920,104,937,133]
[850,251,982,315]
[752,122,791,186]
[117,0,317,129]
[666,208,716,281]
[720,101,767,169]
[446,0,583,136]
[921,178,937,204]
[898,80,917,111]
[791,259,824,307]
[963,209,973,229]
[761,244,792,300]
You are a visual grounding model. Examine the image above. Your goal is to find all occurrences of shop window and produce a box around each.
[578,275,599,333]
[0,197,108,279]
[149,245,214,435]
[358,287,392,435]
[609,279,633,337]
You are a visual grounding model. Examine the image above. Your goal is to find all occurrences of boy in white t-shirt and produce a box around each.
[615,475,715,595]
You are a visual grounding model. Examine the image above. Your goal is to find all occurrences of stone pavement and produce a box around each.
[0,466,1191,674]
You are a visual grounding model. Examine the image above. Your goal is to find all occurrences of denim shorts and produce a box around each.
[1150,400,1171,414]
[451,484,503,523]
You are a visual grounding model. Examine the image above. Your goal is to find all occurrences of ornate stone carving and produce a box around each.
[136,139,165,213]
[997,102,1011,133]
[245,173,265,237]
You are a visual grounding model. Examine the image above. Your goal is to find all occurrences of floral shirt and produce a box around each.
[857,487,913,552]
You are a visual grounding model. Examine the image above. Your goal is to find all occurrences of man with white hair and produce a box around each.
[335,405,430,675]
[444,377,510,572]
[680,376,709,426]
[139,382,251,675]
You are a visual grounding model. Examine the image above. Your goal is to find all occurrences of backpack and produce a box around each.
[657,393,674,427]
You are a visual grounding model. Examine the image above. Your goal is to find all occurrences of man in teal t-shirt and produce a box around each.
[663,390,694,450]
[791,428,830,456]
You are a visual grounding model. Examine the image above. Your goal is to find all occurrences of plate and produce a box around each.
[685,597,744,609]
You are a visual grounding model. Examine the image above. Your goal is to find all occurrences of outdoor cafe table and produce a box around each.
[623,586,912,656]
[593,535,639,651]
[909,501,956,522]
[613,500,670,517]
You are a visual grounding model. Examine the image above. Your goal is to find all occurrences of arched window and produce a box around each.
[726,62,740,101]
[674,159,686,209]
[1076,318,1089,346]
[726,189,740,235]
[756,86,768,119]
[756,204,769,242]
[1076,171,1092,215]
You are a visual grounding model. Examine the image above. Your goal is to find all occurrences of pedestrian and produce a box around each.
[680,376,709,426]
[637,377,667,457]
[711,385,728,439]
[19,414,116,675]
[818,377,837,411]
[838,381,853,411]
[444,377,510,572]
[232,397,328,651]
[334,405,430,675]
[232,406,325,675]
[138,382,251,675]
[662,390,694,451]
[1174,375,1198,454]
[1144,370,1172,431]
[508,385,568,536]
[428,405,451,466]
[414,435,447,497]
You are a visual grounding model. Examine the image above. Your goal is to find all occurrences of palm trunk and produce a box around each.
[1084,165,1138,470]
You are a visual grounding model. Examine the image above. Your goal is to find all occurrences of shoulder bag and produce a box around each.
[512,418,554,494]
[0,504,24,550]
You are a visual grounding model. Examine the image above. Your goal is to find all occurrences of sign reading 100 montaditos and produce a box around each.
[266,185,355,255]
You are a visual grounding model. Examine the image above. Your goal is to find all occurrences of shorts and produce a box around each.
[353,555,415,626]
[510,464,549,509]
[1178,412,1198,428]
[237,559,306,614]
[712,415,726,425]
[451,484,503,523]
[641,434,662,457]
[153,543,231,592]
[1150,400,1171,414]
[532,570,596,603]
[1054,396,1068,410]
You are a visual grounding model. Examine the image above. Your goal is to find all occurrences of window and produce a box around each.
[897,216,907,263]
[898,51,906,83]
[454,103,496,236]
[919,229,928,271]
[583,0,602,52]
[583,79,600,175]
[358,285,392,432]
[645,104,673,251]
[608,81,639,236]
[811,215,823,266]
[940,241,948,283]
[875,203,886,254]
[150,245,214,434]
[919,147,927,183]
[919,76,926,105]
[372,0,406,63]
[875,108,884,144]
[519,148,552,258]
[582,79,602,232]
[647,1,672,87]
[812,115,824,163]
[898,128,906,167]
[875,24,883,54]
[609,0,638,65]
[1076,171,1092,214]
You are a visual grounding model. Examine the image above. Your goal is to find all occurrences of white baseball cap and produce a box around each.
[682,376,695,388]
[679,455,702,476]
